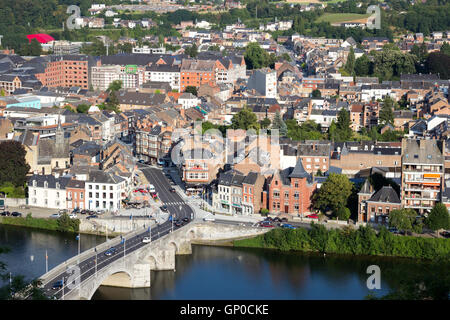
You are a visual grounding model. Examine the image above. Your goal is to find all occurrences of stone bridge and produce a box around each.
[41,221,268,300]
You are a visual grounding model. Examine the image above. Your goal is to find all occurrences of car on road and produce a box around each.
[174,222,182,227]
[182,217,189,222]
[69,213,78,219]
[11,212,22,217]
[51,280,64,290]
[50,213,61,219]
[260,223,275,228]
[169,187,176,193]
[149,184,156,193]
[142,237,151,243]
[160,205,168,212]
[281,224,295,229]
[203,217,215,222]
[104,247,117,256]
[281,217,288,222]
[86,215,98,220]
[1,211,10,216]
[273,217,281,222]
[138,160,145,164]
[306,214,319,219]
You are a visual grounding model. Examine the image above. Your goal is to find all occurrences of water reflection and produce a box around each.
[0,225,105,286]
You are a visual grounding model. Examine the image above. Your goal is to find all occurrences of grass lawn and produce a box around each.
[316,13,371,24]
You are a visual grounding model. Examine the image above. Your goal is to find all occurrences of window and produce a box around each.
[96,193,99,198]
[273,191,280,198]
[110,193,113,199]
[284,191,289,198]
[80,192,83,199]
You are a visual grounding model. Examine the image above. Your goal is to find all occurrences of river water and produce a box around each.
[0,224,444,300]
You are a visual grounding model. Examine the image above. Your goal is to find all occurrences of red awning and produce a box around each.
[26,34,55,44]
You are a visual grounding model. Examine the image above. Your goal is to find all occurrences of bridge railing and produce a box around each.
[40,225,149,286]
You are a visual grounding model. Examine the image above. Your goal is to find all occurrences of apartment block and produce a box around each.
[401,139,444,213]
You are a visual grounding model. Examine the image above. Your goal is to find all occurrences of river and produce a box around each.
[0,225,445,300]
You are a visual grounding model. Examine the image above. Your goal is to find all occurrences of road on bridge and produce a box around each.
[41,167,194,300]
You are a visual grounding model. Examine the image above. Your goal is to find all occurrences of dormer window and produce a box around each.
[56,182,60,189]
[44,181,48,188]
[33,180,37,187]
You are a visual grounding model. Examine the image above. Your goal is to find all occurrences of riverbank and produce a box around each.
[233,224,450,261]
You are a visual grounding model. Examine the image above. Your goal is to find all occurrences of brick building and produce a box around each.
[267,158,317,216]
[66,179,85,210]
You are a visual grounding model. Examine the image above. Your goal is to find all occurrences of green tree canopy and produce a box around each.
[107,80,123,93]
[231,107,260,131]
[260,117,271,129]
[354,54,371,76]
[311,89,321,98]
[335,207,351,221]
[244,42,272,69]
[271,111,287,136]
[184,86,198,96]
[334,108,352,142]
[76,104,91,114]
[379,96,395,126]
[389,208,416,232]
[345,47,355,75]
[426,203,450,231]
[0,141,30,187]
[313,173,353,213]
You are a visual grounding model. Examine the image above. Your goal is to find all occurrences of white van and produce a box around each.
[203,217,215,222]
[149,184,156,193]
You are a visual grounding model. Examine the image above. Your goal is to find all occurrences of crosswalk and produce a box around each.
[163,202,186,206]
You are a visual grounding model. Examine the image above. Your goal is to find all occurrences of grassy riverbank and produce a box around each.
[234,224,450,261]
[0,214,79,234]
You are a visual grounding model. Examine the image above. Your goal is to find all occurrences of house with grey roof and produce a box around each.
[28,173,72,209]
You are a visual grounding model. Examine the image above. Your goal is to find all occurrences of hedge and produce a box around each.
[234,224,450,261]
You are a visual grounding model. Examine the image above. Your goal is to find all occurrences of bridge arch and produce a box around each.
[84,267,134,300]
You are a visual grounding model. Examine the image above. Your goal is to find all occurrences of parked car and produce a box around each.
[169,187,176,193]
[306,214,318,219]
[261,223,275,228]
[80,210,87,215]
[281,224,295,229]
[273,217,281,222]
[86,215,98,220]
[11,212,22,217]
[160,205,168,212]
[69,213,78,219]
[1,211,10,216]
[142,237,151,243]
[104,247,117,256]
[281,217,288,222]
[389,227,399,234]
[182,217,189,222]
[440,231,450,238]
[50,213,61,219]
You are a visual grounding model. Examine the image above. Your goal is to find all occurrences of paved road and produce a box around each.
[41,167,194,300]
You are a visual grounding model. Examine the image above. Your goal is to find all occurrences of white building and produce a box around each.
[91,65,121,91]
[247,69,277,98]
[178,92,201,109]
[145,64,180,91]
[85,170,127,211]
[28,174,71,209]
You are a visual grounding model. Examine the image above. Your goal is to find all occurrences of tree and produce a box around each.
[425,52,450,80]
[260,117,271,129]
[440,42,450,56]
[345,47,355,75]
[389,209,416,232]
[313,173,353,213]
[335,108,352,142]
[354,54,371,76]
[231,107,260,131]
[184,86,198,96]
[311,89,321,98]
[379,96,395,126]
[271,111,287,136]
[29,39,42,56]
[335,207,351,221]
[0,141,30,187]
[107,80,122,93]
[244,42,271,69]
[426,203,450,232]
[185,44,198,58]
[372,49,417,81]
[76,104,91,113]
